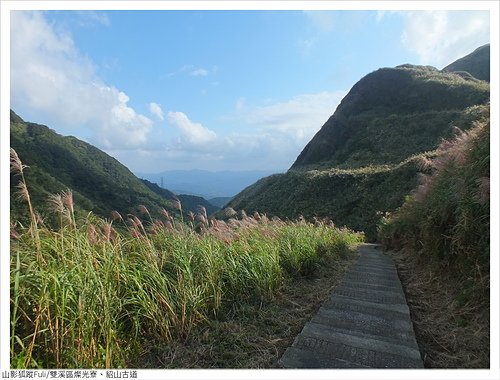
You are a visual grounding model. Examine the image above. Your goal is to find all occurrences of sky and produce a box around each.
[9,7,491,173]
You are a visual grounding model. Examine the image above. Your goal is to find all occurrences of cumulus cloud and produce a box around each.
[149,102,164,120]
[233,91,346,147]
[11,11,153,149]
[175,90,347,170]
[167,111,217,146]
[391,11,489,67]
[109,89,346,172]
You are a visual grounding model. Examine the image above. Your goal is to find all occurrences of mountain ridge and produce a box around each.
[291,64,489,170]
[226,45,490,239]
[442,43,490,82]
[9,111,214,222]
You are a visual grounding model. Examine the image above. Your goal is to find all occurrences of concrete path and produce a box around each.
[279,243,423,369]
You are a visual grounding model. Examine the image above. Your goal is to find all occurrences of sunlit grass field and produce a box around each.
[10,149,364,368]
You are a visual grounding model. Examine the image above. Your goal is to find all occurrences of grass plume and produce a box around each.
[11,181,363,368]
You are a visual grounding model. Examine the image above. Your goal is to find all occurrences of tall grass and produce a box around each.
[10,152,363,368]
[378,112,490,299]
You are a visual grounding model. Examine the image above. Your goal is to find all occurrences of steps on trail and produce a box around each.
[279,243,423,369]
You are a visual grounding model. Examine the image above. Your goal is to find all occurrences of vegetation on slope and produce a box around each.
[10,151,363,368]
[208,196,233,209]
[378,115,489,272]
[227,159,421,240]
[291,65,489,169]
[10,111,180,222]
[378,110,490,367]
[228,46,490,238]
[228,105,489,240]
[442,44,490,82]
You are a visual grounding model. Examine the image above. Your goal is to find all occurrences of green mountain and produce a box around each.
[442,43,490,82]
[10,111,180,222]
[291,65,488,170]
[227,46,490,240]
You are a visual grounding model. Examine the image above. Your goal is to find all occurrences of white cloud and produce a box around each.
[9,11,349,173]
[110,90,346,172]
[165,64,192,78]
[74,11,111,27]
[166,65,214,78]
[190,68,209,76]
[149,102,164,120]
[10,11,152,149]
[303,11,335,32]
[176,90,347,171]
[167,111,217,146]
[233,91,346,147]
[396,11,489,67]
[298,11,335,55]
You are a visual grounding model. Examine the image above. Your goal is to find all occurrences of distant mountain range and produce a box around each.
[226,44,490,239]
[140,179,219,215]
[135,169,279,199]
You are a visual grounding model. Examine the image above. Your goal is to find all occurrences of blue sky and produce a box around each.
[10,8,490,173]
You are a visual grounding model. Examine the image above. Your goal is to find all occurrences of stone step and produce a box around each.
[337,278,405,294]
[294,323,423,368]
[279,346,370,369]
[342,273,403,287]
[279,243,423,369]
[323,295,409,318]
[346,267,399,278]
[312,307,415,343]
[332,284,407,305]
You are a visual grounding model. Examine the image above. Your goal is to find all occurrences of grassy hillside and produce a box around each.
[227,46,490,239]
[208,196,233,208]
[291,65,489,169]
[378,110,489,367]
[227,159,421,239]
[442,44,490,82]
[10,110,178,222]
[227,103,488,241]
[378,112,489,284]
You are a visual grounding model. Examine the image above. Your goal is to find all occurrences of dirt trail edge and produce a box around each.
[279,243,424,368]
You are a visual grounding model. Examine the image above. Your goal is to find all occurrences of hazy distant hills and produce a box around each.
[9,111,215,222]
[136,169,279,199]
[227,45,490,239]
[140,179,220,215]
